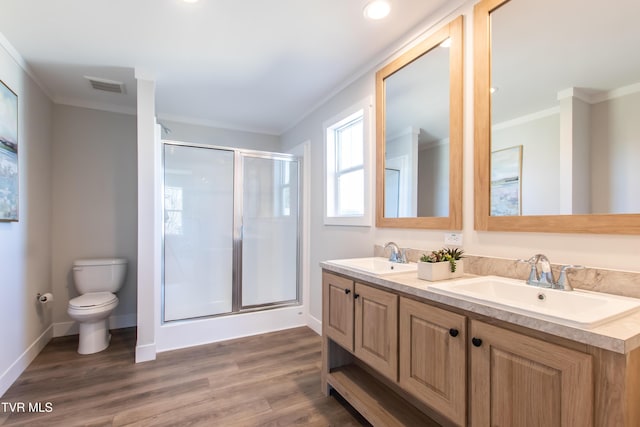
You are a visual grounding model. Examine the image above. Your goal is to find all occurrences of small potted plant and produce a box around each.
[418,248,464,281]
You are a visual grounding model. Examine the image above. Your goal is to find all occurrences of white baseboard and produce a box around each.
[307,314,321,335]
[53,313,137,337]
[0,325,53,398]
[135,343,157,363]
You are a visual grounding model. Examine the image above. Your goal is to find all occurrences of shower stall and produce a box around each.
[162,141,300,322]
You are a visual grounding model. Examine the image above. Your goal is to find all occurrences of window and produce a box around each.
[164,186,183,235]
[276,159,292,217]
[324,96,372,226]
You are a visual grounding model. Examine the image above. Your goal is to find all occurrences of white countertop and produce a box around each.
[320,261,640,354]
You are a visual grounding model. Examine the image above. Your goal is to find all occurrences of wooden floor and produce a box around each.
[1,327,368,426]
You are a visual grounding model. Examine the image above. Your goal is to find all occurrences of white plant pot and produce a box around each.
[417,260,464,281]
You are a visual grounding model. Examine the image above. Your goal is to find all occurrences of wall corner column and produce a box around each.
[135,68,159,363]
[558,87,592,215]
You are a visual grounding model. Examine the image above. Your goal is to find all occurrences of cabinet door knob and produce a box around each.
[354,293,360,299]
[472,337,483,347]
[449,328,459,337]
[344,288,351,295]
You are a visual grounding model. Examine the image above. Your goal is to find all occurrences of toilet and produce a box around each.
[67,258,127,355]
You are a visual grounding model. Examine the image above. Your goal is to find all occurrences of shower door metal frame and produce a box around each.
[235,150,302,312]
[161,140,302,323]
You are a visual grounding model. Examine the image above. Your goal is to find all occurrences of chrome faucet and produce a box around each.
[384,242,407,263]
[517,254,584,291]
[556,264,585,291]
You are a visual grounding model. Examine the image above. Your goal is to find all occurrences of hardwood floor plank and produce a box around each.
[1,327,366,427]
[121,394,274,427]
[110,388,213,426]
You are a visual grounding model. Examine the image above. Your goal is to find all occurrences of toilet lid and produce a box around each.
[69,292,117,308]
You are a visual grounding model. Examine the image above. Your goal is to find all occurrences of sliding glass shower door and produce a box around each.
[163,142,300,322]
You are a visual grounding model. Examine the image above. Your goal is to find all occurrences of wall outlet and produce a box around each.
[444,232,463,246]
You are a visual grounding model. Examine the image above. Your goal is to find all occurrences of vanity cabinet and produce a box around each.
[469,320,593,427]
[399,297,466,426]
[354,282,398,381]
[322,268,639,426]
[322,271,398,380]
[323,272,355,352]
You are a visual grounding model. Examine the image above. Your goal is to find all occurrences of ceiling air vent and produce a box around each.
[84,76,126,94]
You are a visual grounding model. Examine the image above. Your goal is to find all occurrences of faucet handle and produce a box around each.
[399,248,408,264]
[517,257,538,284]
[560,264,585,272]
[517,256,537,265]
[555,265,584,291]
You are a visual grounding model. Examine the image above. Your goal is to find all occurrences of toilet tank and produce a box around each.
[72,258,127,294]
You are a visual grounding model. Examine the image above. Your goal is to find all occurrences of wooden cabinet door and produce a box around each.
[354,283,398,381]
[470,320,593,427]
[399,297,466,426]
[322,272,355,352]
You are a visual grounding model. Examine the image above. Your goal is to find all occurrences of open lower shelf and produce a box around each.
[327,364,440,427]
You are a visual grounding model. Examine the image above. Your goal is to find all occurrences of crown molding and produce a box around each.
[0,30,54,101]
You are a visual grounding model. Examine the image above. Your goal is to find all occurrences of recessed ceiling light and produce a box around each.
[182,0,199,3]
[363,0,391,20]
[439,38,452,48]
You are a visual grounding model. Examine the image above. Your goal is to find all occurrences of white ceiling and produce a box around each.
[491,0,640,124]
[0,0,452,135]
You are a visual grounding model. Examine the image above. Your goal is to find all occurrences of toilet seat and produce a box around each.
[69,292,118,310]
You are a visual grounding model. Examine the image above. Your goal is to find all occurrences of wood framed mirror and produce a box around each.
[474,0,640,234]
[376,16,463,229]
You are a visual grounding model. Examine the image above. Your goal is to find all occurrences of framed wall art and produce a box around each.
[0,79,18,222]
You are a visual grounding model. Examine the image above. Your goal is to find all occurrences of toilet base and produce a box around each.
[77,319,111,355]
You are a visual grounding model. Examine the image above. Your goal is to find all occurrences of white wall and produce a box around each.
[50,105,138,336]
[0,39,53,396]
[280,1,640,324]
[591,91,640,214]
[280,74,379,323]
[160,119,280,152]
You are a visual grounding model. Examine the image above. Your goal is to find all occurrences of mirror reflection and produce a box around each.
[384,44,450,218]
[490,0,640,216]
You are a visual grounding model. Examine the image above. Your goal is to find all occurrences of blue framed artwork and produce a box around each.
[0,79,18,222]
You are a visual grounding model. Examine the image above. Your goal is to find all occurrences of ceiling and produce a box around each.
[0,0,452,135]
[491,0,640,125]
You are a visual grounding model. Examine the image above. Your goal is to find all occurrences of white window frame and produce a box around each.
[323,96,373,226]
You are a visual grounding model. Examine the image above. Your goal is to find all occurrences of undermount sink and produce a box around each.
[428,276,640,329]
[326,257,417,276]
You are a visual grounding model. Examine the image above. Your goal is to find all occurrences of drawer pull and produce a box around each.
[472,337,483,347]
[449,328,459,337]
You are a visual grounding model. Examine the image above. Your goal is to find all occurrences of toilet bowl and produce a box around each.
[67,258,127,355]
